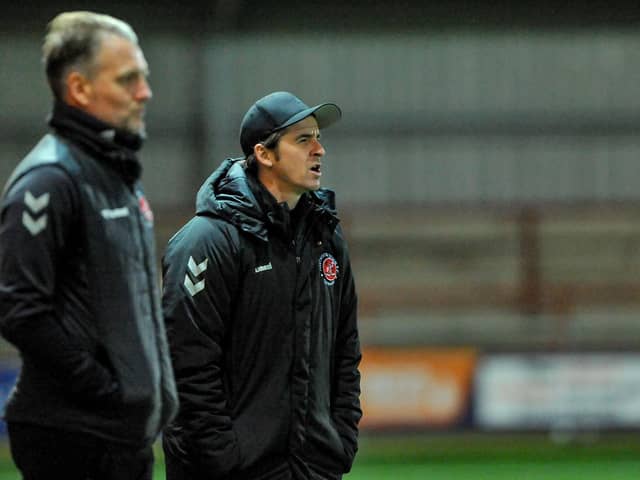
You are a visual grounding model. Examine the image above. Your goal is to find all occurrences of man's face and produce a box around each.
[270,116,326,197]
[81,33,152,135]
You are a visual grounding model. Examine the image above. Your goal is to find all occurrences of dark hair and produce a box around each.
[244,128,286,173]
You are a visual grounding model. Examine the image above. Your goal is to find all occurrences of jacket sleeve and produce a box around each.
[332,234,362,471]
[161,217,242,475]
[0,166,119,403]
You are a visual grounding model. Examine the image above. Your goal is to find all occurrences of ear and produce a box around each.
[254,143,274,168]
[64,71,92,107]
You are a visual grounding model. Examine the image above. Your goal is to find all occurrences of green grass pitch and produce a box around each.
[344,433,640,480]
[0,432,637,479]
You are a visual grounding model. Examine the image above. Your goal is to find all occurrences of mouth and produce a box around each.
[310,164,321,175]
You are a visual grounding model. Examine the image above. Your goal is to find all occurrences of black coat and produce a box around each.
[0,132,178,447]
[162,159,361,479]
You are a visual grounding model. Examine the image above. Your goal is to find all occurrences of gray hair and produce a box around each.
[42,11,138,99]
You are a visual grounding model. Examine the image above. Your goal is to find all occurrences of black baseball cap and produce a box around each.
[240,91,342,156]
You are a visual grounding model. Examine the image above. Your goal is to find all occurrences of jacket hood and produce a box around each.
[195,158,338,241]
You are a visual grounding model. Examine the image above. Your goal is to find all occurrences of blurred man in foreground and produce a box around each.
[0,11,177,479]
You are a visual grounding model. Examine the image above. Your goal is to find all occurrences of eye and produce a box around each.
[118,72,137,85]
[118,71,148,88]
[297,133,320,144]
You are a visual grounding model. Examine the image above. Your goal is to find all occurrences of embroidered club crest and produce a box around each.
[318,252,338,285]
[137,193,154,224]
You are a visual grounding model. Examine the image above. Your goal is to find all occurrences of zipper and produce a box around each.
[289,211,317,448]
[293,239,301,264]
[132,190,160,329]
[292,213,319,262]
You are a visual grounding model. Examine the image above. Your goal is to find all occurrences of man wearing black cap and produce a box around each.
[161,91,362,479]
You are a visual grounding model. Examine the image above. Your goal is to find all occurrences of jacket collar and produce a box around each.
[48,100,143,185]
[195,158,339,241]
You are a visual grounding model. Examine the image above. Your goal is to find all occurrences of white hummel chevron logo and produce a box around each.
[188,256,208,276]
[24,191,50,212]
[22,211,47,235]
[22,191,50,236]
[184,256,208,297]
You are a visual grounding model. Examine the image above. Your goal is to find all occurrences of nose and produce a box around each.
[312,138,325,156]
[136,77,152,102]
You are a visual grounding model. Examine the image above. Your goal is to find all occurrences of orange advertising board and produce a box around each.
[360,347,477,429]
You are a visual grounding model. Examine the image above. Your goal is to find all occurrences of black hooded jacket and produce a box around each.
[162,158,361,479]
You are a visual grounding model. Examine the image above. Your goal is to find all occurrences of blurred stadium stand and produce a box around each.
[1,2,640,434]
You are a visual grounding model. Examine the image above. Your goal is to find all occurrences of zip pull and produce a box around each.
[291,239,301,264]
